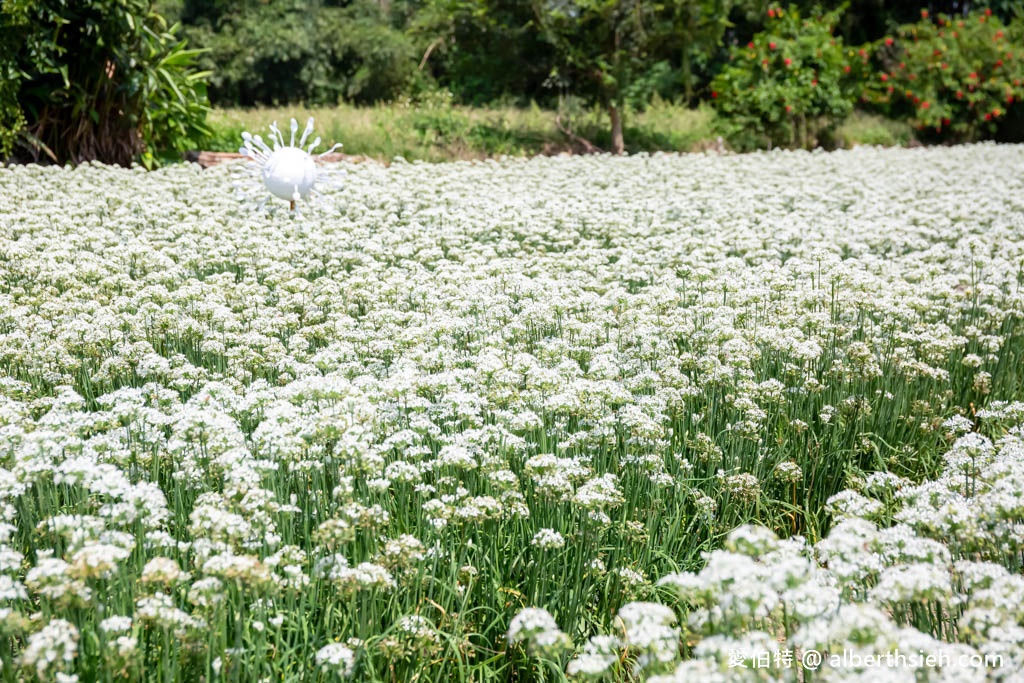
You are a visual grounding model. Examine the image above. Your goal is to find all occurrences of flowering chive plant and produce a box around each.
[0,144,1022,680]
[239,116,341,210]
[514,411,1024,680]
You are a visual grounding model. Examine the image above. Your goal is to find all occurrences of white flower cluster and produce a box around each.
[508,607,572,657]
[315,642,356,677]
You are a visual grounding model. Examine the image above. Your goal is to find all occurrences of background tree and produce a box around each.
[665,0,737,103]
[532,0,743,152]
[783,0,1018,44]
[711,6,855,150]
[410,0,556,105]
[531,0,659,153]
[863,8,1024,142]
[7,0,1023,163]
[163,0,418,106]
[0,0,210,166]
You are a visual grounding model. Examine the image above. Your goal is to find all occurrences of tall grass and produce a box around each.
[206,101,916,163]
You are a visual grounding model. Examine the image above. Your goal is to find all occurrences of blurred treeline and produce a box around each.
[2,0,1021,166]
[156,0,1017,109]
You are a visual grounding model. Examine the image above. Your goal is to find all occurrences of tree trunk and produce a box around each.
[682,49,693,104]
[609,104,624,154]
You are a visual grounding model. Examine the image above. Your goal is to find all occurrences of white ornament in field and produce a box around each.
[239,117,341,209]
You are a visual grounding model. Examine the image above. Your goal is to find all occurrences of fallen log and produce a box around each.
[184,150,359,168]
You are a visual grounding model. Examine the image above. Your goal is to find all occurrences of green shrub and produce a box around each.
[711,6,855,151]
[183,0,417,107]
[834,110,915,147]
[317,9,418,104]
[866,9,1024,141]
[0,0,211,167]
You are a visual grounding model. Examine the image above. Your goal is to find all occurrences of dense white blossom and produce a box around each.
[315,642,356,677]
[1,143,1023,680]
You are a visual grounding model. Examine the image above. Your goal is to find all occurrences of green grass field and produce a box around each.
[207,102,914,162]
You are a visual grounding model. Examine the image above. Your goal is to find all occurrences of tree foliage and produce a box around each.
[665,0,736,102]
[712,6,855,150]
[174,0,418,106]
[0,0,211,166]
[410,0,556,105]
[5,0,1022,165]
[532,0,741,152]
[864,8,1024,142]
[155,0,1024,154]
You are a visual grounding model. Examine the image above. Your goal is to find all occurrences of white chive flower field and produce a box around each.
[0,143,1023,682]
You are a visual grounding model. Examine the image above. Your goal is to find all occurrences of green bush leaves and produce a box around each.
[711,6,855,151]
[0,0,211,167]
[865,9,1024,142]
